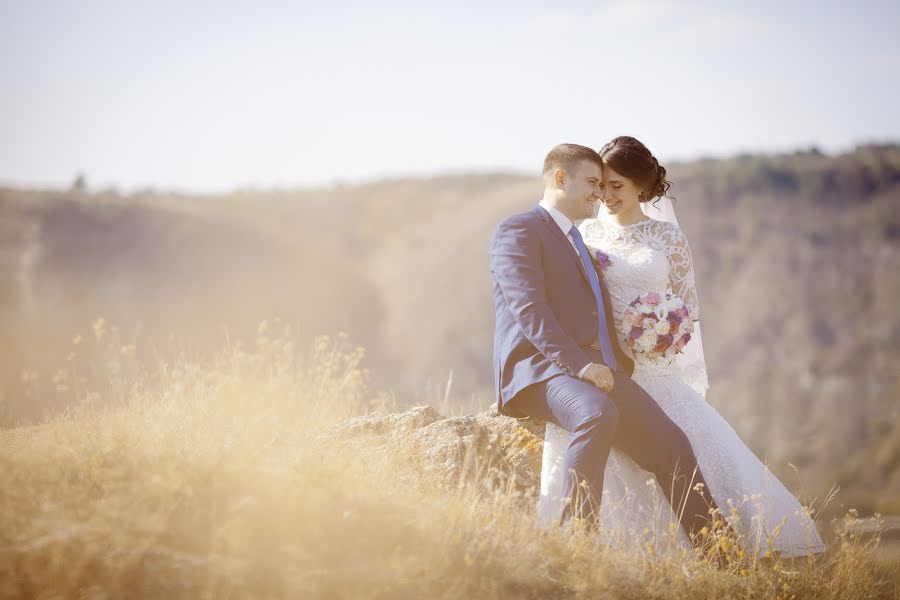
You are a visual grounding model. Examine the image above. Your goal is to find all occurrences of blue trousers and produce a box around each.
[514,371,718,538]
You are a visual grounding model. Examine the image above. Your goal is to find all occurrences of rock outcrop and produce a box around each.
[335,406,546,499]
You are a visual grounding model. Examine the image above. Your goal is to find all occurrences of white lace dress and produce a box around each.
[539,217,825,558]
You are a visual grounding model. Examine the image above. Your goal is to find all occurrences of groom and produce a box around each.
[490,143,718,539]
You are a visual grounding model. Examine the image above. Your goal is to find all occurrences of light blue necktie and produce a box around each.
[569,225,619,371]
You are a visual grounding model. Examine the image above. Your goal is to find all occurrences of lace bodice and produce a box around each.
[579,217,700,379]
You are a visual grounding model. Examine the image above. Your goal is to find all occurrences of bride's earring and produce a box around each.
[638,190,645,202]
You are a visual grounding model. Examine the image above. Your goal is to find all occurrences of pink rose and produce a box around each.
[645,292,661,306]
[653,334,674,354]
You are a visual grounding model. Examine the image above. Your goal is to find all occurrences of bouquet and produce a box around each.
[621,292,694,361]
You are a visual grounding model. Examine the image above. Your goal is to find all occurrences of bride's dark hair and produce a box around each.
[598,136,673,203]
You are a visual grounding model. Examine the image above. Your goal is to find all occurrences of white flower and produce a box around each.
[639,331,658,352]
[664,296,682,311]
[654,305,669,320]
[654,320,671,335]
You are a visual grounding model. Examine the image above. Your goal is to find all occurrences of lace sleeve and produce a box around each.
[665,225,700,321]
[661,223,708,396]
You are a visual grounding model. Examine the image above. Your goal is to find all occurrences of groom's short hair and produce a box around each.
[542,144,604,178]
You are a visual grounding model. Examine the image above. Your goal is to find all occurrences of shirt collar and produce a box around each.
[538,199,574,236]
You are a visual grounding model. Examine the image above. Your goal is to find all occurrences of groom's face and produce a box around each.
[562,159,603,220]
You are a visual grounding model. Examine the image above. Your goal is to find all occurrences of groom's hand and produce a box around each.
[581,363,615,393]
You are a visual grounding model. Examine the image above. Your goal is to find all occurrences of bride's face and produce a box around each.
[600,165,642,217]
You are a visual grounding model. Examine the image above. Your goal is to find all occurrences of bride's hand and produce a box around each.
[581,363,615,393]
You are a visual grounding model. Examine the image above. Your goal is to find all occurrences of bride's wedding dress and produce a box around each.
[539,216,825,558]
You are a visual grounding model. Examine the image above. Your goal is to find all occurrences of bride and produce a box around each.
[539,136,825,558]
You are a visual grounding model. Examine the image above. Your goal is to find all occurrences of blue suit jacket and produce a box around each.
[490,206,634,417]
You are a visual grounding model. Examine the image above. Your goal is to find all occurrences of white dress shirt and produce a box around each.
[538,199,579,251]
[537,200,594,378]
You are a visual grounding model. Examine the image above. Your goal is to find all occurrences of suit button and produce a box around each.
[592,311,598,317]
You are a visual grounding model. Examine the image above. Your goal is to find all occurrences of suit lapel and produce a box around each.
[532,206,591,286]
[532,206,629,367]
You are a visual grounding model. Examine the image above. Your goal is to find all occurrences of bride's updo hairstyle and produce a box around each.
[598,136,673,202]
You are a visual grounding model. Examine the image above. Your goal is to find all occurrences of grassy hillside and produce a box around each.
[1,335,896,598]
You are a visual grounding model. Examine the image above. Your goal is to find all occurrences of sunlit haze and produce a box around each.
[1,0,899,192]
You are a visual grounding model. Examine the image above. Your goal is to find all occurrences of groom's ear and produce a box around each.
[553,169,566,189]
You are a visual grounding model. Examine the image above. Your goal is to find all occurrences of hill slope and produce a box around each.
[1,145,898,513]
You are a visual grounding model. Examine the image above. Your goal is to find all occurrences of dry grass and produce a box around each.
[0,322,897,599]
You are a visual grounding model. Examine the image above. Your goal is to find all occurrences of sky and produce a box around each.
[1,0,899,193]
